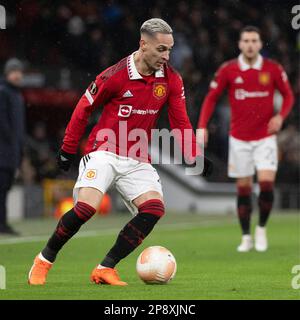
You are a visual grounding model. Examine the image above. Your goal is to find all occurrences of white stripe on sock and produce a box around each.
[39,252,53,264]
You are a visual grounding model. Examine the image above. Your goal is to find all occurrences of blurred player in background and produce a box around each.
[28,18,211,286]
[197,26,294,252]
[0,58,25,235]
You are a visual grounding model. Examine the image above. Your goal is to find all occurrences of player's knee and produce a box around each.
[133,191,163,207]
[138,199,165,218]
[237,186,252,209]
[73,201,97,222]
[236,177,253,189]
[77,187,103,210]
[54,202,96,241]
[259,181,274,192]
[259,181,274,202]
[237,185,252,197]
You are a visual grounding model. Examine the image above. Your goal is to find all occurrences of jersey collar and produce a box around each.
[127,52,165,80]
[238,54,263,71]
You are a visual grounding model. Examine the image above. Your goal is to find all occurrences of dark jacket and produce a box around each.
[0,79,25,170]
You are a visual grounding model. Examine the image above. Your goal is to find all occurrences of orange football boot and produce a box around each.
[28,255,52,285]
[90,267,127,286]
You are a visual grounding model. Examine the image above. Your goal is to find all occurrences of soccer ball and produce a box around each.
[136,246,177,284]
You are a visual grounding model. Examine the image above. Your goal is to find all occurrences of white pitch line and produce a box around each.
[0,228,118,245]
[0,220,224,245]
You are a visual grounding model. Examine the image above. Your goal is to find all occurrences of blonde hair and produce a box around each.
[140,18,173,36]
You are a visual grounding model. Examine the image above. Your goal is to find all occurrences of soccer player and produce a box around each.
[28,18,210,286]
[197,26,294,252]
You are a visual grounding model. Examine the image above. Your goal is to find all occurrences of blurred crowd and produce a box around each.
[1,0,299,184]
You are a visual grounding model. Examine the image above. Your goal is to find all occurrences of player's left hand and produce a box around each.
[267,114,283,134]
[57,149,75,171]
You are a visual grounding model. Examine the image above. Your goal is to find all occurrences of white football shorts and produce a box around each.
[228,135,278,178]
[73,151,163,215]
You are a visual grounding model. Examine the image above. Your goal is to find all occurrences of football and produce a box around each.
[136,246,177,284]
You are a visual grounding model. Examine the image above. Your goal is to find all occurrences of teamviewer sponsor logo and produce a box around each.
[132,109,159,115]
[118,105,159,117]
[235,89,269,100]
[118,105,132,117]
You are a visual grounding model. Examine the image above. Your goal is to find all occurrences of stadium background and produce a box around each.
[0,0,299,219]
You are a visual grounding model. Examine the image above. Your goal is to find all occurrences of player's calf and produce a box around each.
[236,185,253,252]
[41,201,96,263]
[91,199,165,285]
[237,185,253,235]
[28,201,96,285]
[258,181,274,227]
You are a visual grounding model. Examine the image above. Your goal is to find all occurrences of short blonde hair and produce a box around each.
[140,18,173,36]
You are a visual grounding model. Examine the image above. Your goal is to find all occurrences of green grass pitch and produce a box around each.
[0,211,299,300]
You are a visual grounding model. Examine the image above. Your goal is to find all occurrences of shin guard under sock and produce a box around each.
[258,181,274,227]
[41,201,96,262]
[101,199,165,268]
[237,186,252,235]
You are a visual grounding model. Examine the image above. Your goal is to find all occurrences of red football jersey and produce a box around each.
[62,52,199,162]
[197,54,294,141]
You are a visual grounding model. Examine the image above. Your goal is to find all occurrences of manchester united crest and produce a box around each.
[86,169,97,180]
[258,72,270,85]
[153,83,167,99]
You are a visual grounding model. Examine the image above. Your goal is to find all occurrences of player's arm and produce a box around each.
[167,72,213,176]
[58,73,113,171]
[197,64,228,144]
[268,64,295,134]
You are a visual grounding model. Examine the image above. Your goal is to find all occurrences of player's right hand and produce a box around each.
[267,114,283,134]
[57,149,75,171]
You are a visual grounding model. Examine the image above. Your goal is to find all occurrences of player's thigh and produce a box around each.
[73,151,115,209]
[77,187,104,210]
[257,170,276,182]
[254,135,278,173]
[228,136,254,178]
[132,191,164,208]
[116,162,163,214]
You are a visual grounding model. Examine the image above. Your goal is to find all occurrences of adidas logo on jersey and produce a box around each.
[122,90,133,98]
[234,76,244,84]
